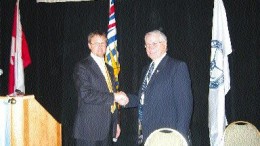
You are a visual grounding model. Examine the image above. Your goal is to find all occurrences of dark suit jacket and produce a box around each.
[73,56,118,141]
[128,55,193,141]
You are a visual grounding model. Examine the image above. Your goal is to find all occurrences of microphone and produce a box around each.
[7,89,24,104]
[8,98,16,104]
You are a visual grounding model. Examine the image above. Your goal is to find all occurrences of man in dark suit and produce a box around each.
[73,31,128,146]
[127,30,193,145]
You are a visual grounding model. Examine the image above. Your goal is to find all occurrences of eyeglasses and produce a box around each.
[145,41,163,48]
[90,42,107,47]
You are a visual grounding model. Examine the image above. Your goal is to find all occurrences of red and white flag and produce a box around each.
[8,0,31,95]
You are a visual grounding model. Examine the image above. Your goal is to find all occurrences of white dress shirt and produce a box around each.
[90,53,107,80]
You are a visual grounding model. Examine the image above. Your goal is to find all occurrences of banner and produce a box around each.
[208,0,232,146]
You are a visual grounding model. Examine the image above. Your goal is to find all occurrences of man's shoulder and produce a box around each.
[74,56,94,70]
[77,56,93,65]
[167,56,186,65]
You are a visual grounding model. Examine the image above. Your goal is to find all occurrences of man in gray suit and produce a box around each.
[73,31,128,146]
[127,30,193,145]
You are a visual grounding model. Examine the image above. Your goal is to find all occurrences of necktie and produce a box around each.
[138,62,155,144]
[141,62,155,93]
[104,65,116,113]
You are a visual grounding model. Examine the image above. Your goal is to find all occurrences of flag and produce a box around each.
[105,0,120,90]
[209,0,232,146]
[8,0,31,95]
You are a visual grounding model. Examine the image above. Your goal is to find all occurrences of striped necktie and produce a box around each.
[141,62,155,92]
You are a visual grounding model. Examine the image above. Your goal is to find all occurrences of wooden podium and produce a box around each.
[0,95,61,146]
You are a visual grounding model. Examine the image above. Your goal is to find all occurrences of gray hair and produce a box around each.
[145,30,167,42]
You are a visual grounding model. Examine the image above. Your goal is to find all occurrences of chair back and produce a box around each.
[144,128,188,146]
[224,121,260,146]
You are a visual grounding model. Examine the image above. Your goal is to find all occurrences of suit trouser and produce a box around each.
[75,123,113,146]
[75,137,112,146]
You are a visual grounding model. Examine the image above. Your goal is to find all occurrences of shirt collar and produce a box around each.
[153,53,167,67]
[91,52,105,65]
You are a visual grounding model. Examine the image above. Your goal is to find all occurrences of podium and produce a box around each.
[0,95,61,146]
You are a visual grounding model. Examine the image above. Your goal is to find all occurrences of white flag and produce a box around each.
[209,0,232,146]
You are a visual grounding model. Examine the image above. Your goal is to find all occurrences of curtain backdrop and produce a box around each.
[1,0,259,146]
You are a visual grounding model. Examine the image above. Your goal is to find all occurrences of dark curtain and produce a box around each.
[1,0,259,146]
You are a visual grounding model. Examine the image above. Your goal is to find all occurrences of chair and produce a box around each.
[144,128,188,146]
[223,121,260,146]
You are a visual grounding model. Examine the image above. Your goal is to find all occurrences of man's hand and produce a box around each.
[114,91,129,106]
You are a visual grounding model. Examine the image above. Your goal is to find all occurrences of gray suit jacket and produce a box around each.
[73,56,118,141]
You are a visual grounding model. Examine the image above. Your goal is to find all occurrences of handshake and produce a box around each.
[114,91,129,106]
